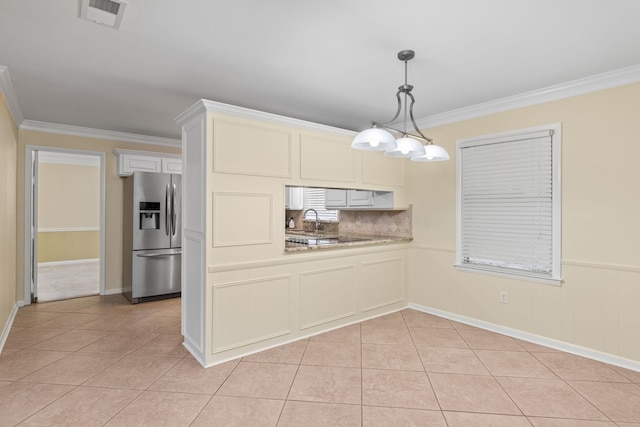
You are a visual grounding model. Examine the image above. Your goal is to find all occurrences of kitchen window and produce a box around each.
[302,188,339,221]
[455,123,562,285]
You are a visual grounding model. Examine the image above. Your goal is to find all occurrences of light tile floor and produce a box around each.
[2,295,640,426]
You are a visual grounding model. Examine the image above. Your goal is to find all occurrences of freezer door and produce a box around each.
[170,174,182,248]
[132,172,171,250]
[131,247,181,300]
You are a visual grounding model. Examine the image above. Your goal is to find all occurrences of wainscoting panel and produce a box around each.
[362,257,404,312]
[212,192,273,247]
[300,133,355,183]
[299,265,356,329]
[212,275,292,353]
[213,117,292,178]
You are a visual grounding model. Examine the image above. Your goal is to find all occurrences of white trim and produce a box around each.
[0,66,24,125]
[112,148,181,159]
[20,120,180,147]
[412,244,456,253]
[416,64,640,129]
[209,242,412,273]
[412,246,640,275]
[409,302,640,373]
[103,287,124,296]
[563,259,640,274]
[182,340,207,367]
[24,146,107,304]
[454,264,563,287]
[175,99,356,137]
[455,122,562,285]
[38,227,100,232]
[38,258,99,267]
[0,303,20,354]
[37,151,100,166]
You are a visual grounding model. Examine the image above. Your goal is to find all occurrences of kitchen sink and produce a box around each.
[286,235,371,245]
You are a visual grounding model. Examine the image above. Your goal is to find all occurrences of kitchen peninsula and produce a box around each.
[176,100,411,367]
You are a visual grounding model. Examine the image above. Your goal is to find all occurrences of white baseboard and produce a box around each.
[38,258,99,267]
[103,288,124,296]
[409,303,640,373]
[0,303,20,355]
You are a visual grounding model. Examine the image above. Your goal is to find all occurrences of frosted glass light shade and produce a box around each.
[410,144,450,162]
[351,128,397,151]
[385,137,426,158]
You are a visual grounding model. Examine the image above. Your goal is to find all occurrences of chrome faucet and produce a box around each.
[303,208,320,232]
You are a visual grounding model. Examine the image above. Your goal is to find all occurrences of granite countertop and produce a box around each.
[284,231,412,252]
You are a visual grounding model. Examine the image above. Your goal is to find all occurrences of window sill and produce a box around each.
[454,264,563,287]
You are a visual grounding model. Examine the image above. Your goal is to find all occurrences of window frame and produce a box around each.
[455,123,562,286]
[302,187,339,222]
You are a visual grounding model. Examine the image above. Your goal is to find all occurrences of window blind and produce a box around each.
[303,188,338,221]
[459,129,556,278]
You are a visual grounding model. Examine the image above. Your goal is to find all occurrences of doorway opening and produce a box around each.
[24,146,106,304]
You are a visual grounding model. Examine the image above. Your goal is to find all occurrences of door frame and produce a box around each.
[23,145,106,304]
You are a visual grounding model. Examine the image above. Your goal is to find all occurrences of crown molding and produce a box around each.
[0,66,25,126]
[416,63,640,129]
[20,120,181,147]
[176,99,356,137]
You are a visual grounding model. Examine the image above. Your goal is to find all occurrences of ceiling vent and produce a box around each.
[80,0,127,29]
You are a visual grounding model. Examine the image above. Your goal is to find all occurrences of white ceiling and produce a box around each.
[2,0,640,142]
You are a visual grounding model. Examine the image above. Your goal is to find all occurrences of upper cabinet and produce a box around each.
[285,186,304,210]
[114,149,182,176]
[347,189,374,206]
[325,188,393,209]
[162,157,183,174]
[324,188,348,208]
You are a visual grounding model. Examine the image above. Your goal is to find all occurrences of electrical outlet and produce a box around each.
[499,291,508,304]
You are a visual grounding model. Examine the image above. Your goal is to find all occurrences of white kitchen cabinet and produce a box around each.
[114,149,181,176]
[347,189,374,206]
[325,188,348,208]
[162,157,183,174]
[325,188,393,209]
[285,186,304,210]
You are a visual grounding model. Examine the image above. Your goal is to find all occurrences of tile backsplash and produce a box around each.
[285,206,412,238]
[338,206,412,238]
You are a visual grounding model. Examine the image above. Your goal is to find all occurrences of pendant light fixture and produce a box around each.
[351,50,449,162]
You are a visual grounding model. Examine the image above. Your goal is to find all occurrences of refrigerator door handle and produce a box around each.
[137,251,182,258]
[165,183,170,236]
[171,183,177,236]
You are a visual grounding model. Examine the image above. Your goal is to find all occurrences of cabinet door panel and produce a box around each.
[325,189,347,208]
[347,189,374,206]
[121,155,162,175]
[162,157,182,174]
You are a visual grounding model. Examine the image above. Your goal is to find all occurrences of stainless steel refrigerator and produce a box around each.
[123,172,181,303]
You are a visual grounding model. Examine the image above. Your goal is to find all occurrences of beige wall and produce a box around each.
[16,130,180,298]
[38,231,100,262]
[408,82,640,363]
[37,162,100,262]
[38,162,100,229]
[0,92,18,339]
